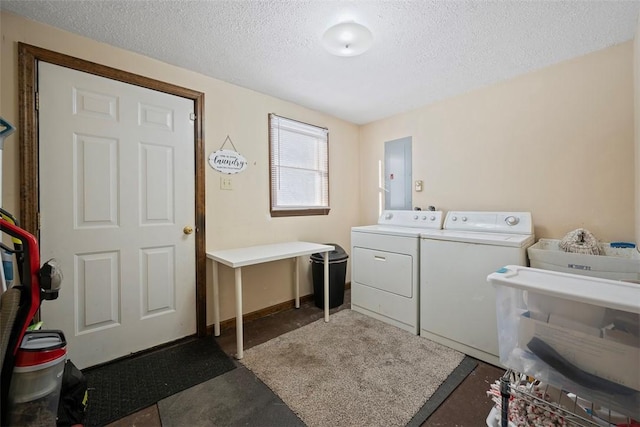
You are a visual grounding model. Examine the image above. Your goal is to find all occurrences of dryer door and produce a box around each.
[352,247,413,297]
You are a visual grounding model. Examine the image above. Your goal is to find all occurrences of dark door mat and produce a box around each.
[82,336,236,426]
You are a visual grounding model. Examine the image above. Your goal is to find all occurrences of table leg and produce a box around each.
[213,260,220,336]
[235,267,244,359]
[324,250,329,322]
[294,256,300,308]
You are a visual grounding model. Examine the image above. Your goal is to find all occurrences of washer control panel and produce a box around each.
[444,211,533,234]
[378,210,444,229]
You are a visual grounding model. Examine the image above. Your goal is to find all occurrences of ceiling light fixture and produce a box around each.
[322,22,373,57]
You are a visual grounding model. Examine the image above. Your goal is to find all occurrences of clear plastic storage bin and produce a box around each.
[487,266,640,420]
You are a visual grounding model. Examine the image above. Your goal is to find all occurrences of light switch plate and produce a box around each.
[220,177,233,190]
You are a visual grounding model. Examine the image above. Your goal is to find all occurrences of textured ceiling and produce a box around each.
[2,1,639,124]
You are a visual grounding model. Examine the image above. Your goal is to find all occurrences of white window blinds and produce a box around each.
[269,114,329,215]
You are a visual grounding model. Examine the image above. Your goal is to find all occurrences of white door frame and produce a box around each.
[17,43,208,340]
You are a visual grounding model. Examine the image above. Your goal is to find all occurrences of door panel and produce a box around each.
[75,134,118,227]
[77,251,119,333]
[141,246,175,317]
[141,144,174,224]
[38,62,196,369]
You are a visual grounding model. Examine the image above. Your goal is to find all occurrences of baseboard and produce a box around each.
[207,282,350,334]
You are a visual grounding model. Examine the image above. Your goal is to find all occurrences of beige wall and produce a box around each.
[360,42,635,242]
[2,11,637,328]
[0,12,360,323]
[635,13,640,250]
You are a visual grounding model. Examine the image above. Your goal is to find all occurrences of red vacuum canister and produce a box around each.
[7,330,67,426]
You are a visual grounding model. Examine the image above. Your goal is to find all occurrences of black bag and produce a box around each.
[57,360,87,426]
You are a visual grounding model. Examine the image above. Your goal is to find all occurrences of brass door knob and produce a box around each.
[183,226,194,235]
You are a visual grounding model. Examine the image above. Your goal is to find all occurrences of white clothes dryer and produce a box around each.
[351,210,443,334]
[419,211,534,366]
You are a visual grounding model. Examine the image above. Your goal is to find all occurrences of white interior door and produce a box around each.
[38,62,196,369]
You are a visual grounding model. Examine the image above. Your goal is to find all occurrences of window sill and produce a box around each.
[270,208,330,217]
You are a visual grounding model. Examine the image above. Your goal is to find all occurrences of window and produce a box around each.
[269,114,329,217]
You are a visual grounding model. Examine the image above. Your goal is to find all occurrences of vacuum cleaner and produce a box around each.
[0,117,71,426]
[1,216,66,426]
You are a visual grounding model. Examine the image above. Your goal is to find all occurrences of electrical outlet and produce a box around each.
[220,177,233,190]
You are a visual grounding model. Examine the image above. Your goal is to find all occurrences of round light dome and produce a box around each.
[322,22,373,57]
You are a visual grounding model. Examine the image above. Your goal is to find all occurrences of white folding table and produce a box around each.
[207,241,334,359]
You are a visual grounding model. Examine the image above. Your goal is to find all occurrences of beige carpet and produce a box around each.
[241,309,465,427]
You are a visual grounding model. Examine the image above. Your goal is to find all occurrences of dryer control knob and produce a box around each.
[430,215,436,221]
[413,215,419,220]
[462,217,467,222]
[422,216,427,220]
[505,215,519,226]
[385,213,393,220]
[451,216,457,221]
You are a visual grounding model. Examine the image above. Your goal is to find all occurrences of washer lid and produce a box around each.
[420,229,535,247]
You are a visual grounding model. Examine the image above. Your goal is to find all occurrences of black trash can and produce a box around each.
[310,244,348,309]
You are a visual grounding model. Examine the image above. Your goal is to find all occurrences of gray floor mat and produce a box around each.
[158,366,305,427]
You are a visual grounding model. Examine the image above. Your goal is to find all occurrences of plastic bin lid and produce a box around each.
[488,265,640,314]
[310,244,348,262]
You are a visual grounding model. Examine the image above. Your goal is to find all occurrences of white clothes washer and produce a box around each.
[351,210,444,334]
[419,211,534,366]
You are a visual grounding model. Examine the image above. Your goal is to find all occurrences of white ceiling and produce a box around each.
[2,1,639,125]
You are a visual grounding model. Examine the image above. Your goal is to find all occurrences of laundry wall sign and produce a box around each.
[208,135,248,174]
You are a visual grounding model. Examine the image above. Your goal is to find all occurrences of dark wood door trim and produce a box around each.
[17,42,208,338]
